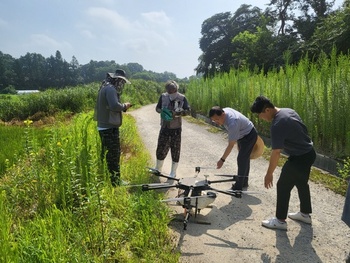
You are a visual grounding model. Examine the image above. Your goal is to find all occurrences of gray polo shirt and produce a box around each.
[223,107,254,141]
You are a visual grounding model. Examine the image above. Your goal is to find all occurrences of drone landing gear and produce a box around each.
[182,208,211,230]
[180,188,214,230]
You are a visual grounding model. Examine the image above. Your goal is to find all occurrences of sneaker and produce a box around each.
[288,212,312,224]
[262,217,287,230]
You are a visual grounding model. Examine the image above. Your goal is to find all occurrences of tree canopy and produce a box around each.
[0,51,188,93]
[196,0,350,77]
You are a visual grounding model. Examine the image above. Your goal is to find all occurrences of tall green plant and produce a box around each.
[0,113,179,262]
[186,50,350,158]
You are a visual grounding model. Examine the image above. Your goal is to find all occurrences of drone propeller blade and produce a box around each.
[130,182,171,187]
[161,197,185,202]
[161,195,211,203]
[147,167,161,175]
[146,167,180,181]
[214,174,235,177]
[229,190,261,195]
[214,174,247,177]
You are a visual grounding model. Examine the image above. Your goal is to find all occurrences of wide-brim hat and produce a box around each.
[250,135,265,159]
[107,69,131,84]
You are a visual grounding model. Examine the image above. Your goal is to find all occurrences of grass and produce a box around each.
[0,83,348,261]
[186,52,350,159]
[0,113,180,262]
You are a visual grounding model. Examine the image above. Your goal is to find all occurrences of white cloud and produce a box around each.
[141,11,171,27]
[27,34,72,52]
[86,7,132,32]
[83,7,175,60]
[80,29,96,39]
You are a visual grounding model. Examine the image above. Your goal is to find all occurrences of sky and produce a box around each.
[0,0,344,79]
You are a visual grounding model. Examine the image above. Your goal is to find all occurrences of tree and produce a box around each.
[292,0,335,41]
[0,52,16,91]
[270,0,295,35]
[196,12,234,77]
[69,56,82,85]
[232,26,275,72]
[196,5,268,77]
[14,52,47,90]
[303,5,350,58]
[127,63,144,74]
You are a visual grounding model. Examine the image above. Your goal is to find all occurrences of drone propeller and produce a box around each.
[161,195,212,203]
[214,174,247,177]
[147,167,161,175]
[195,166,216,170]
[227,190,261,195]
[126,182,171,188]
[146,167,180,181]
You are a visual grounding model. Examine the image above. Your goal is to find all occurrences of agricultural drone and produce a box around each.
[141,167,254,230]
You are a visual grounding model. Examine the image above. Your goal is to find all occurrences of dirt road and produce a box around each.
[130,104,350,263]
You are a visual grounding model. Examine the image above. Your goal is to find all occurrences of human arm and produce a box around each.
[105,86,131,112]
[264,149,282,189]
[179,97,191,115]
[217,140,236,169]
[155,96,162,113]
[173,96,191,117]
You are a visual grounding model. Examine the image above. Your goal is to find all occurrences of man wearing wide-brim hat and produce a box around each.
[94,69,132,186]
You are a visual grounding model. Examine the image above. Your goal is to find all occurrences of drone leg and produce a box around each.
[194,197,199,218]
[182,187,193,230]
[184,208,190,230]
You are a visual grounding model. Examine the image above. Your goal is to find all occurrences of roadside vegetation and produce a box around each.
[0,81,181,262]
[187,50,350,194]
[1,54,350,260]
[187,50,350,160]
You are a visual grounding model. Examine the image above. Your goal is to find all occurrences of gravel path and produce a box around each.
[129,104,350,263]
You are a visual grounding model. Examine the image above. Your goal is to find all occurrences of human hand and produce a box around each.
[264,174,273,189]
[125,102,132,109]
[123,102,132,112]
[216,159,224,169]
[174,110,182,117]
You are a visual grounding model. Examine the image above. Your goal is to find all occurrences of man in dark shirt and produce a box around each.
[251,96,316,230]
[95,69,132,186]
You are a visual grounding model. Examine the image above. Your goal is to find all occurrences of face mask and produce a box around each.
[114,80,125,94]
[169,92,178,101]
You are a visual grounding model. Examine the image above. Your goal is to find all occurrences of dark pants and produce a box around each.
[156,128,181,162]
[276,148,316,219]
[235,128,258,189]
[99,128,121,186]
[342,182,350,227]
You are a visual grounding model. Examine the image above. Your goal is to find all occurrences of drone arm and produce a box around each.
[147,167,180,182]
[206,186,242,198]
[208,177,237,184]
[142,184,178,191]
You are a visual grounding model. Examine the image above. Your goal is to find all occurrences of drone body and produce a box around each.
[174,190,217,210]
